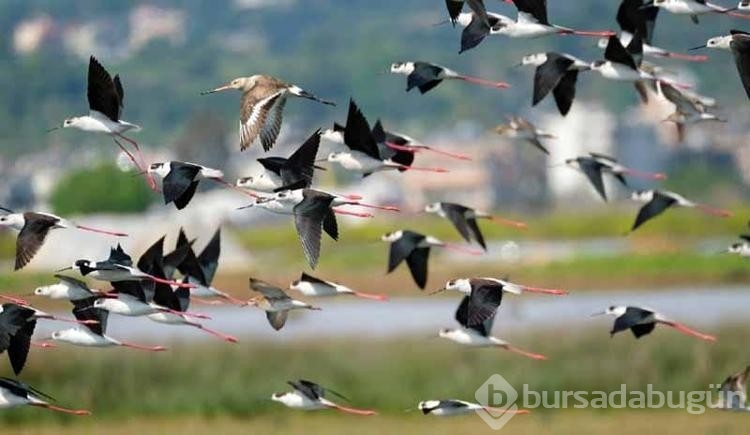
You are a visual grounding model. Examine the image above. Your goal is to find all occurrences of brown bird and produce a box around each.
[712,365,750,410]
[201,75,335,152]
[247,278,320,331]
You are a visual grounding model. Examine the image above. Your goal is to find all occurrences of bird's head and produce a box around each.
[441,278,472,295]
[0,213,24,230]
[589,60,607,71]
[271,391,293,404]
[204,76,257,93]
[34,284,57,297]
[592,305,626,317]
[326,151,346,162]
[61,117,83,129]
[50,329,75,342]
[417,400,439,414]
[596,38,608,49]
[438,328,456,339]
[727,243,744,254]
[564,158,579,168]
[661,112,684,124]
[705,35,732,50]
[390,62,414,75]
[320,127,344,145]
[148,162,169,178]
[236,176,254,188]
[630,190,654,203]
[289,279,302,291]
[381,230,403,242]
[423,202,441,213]
[520,53,548,67]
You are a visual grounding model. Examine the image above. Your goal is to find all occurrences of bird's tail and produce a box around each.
[289,86,336,106]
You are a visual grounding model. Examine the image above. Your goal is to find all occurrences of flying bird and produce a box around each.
[372,119,471,161]
[49,56,153,189]
[424,202,527,250]
[236,129,324,193]
[381,230,482,289]
[0,304,37,375]
[148,161,224,210]
[417,399,531,416]
[435,277,567,298]
[690,31,750,99]
[492,0,615,38]
[289,272,387,301]
[48,298,167,351]
[0,377,90,415]
[0,207,127,271]
[518,52,591,116]
[564,153,666,201]
[271,379,377,416]
[439,292,547,359]
[493,116,555,155]
[390,61,510,94]
[248,278,321,331]
[629,190,732,232]
[711,365,750,410]
[444,0,490,26]
[201,75,334,152]
[592,305,716,341]
[324,100,447,176]
[34,275,102,301]
[658,82,725,141]
[649,0,741,23]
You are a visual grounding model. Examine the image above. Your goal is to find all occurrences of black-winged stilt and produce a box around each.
[648,0,741,23]
[0,377,90,415]
[518,52,591,116]
[690,31,750,99]
[201,75,334,152]
[0,303,37,375]
[417,399,531,416]
[592,305,716,341]
[564,153,666,201]
[147,161,224,210]
[425,202,527,251]
[272,379,377,416]
[389,61,510,94]
[629,190,732,232]
[34,274,101,301]
[494,0,615,39]
[0,207,127,271]
[289,272,387,301]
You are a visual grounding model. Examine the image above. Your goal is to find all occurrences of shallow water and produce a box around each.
[33,285,750,344]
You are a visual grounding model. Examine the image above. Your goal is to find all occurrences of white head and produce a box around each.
[589,60,607,71]
[727,243,745,254]
[597,38,608,49]
[438,328,459,340]
[271,391,296,406]
[61,117,85,129]
[630,190,654,203]
[50,328,78,342]
[424,202,442,213]
[273,189,302,204]
[605,305,627,317]
[92,298,109,309]
[34,284,63,297]
[381,230,403,242]
[520,53,548,67]
[418,400,440,413]
[704,35,733,50]
[326,151,349,162]
[148,162,170,178]
[442,278,472,295]
[236,172,274,191]
[0,213,25,231]
[390,62,415,75]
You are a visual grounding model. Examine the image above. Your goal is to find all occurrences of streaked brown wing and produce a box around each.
[266,310,288,331]
[15,214,58,270]
[249,278,288,299]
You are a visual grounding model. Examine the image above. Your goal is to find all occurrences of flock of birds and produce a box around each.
[0,0,749,420]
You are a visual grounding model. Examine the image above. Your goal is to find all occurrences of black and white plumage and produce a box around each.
[418,399,530,416]
[34,274,98,301]
[389,61,510,94]
[651,0,742,24]
[201,75,334,152]
[518,52,591,116]
[0,377,90,415]
[591,34,659,97]
[0,208,127,271]
[489,0,615,39]
[248,189,340,268]
[593,305,715,341]
[0,304,37,375]
[564,153,666,201]
[425,202,527,250]
[444,0,489,27]
[236,129,324,193]
[148,161,224,209]
[289,272,387,301]
[381,230,481,289]
[692,31,750,100]
[271,379,377,415]
[630,190,731,232]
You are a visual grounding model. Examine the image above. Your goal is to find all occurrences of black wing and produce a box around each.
[630,322,656,338]
[611,306,654,335]
[455,295,495,336]
[72,297,108,336]
[197,228,221,284]
[604,36,638,70]
[163,229,194,279]
[15,213,58,271]
[280,129,321,189]
[163,162,202,208]
[465,217,487,251]
[294,191,336,268]
[533,54,574,107]
[387,231,424,273]
[578,158,608,201]
[405,247,430,289]
[617,0,659,45]
[137,236,166,276]
[322,209,339,241]
[408,63,444,94]
[87,56,122,122]
[289,379,324,400]
[266,311,288,331]
[460,14,490,53]
[631,193,677,232]
[731,36,750,100]
[300,272,330,286]
[512,0,549,25]
[445,0,465,24]
[108,244,132,266]
[464,280,504,327]
[8,317,35,376]
[344,100,380,159]
[441,203,472,244]
[552,70,578,116]
[111,280,151,303]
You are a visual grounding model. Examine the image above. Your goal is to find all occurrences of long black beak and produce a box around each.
[689,44,706,51]
[55,266,73,273]
[432,18,451,27]
[46,126,61,133]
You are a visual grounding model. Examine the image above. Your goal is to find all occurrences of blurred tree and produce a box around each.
[50,164,155,215]
[172,110,229,169]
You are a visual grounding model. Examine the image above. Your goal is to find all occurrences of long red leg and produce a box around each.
[0,294,29,305]
[437,243,484,255]
[333,208,373,218]
[622,169,667,180]
[485,215,528,230]
[728,11,750,19]
[663,52,708,62]
[209,177,261,199]
[502,344,548,360]
[344,202,400,212]
[31,341,56,349]
[146,275,197,288]
[32,403,91,416]
[695,204,732,218]
[457,75,511,90]
[483,407,531,415]
[559,29,616,37]
[385,141,472,161]
[397,164,449,173]
[113,137,157,191]
[120,341,167,351]
[351,291,388,301]
[191,297,224,305]
[660,321,716,341]
[521,285,568,296]
[328,404,378,416]
[157,307,211,320]
[192,324,239,343]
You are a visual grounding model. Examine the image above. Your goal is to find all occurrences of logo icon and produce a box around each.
[474,374,519,430]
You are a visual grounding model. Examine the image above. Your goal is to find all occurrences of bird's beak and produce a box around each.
[46,126,61,133]
[513,62,524,68]
[200,84,232,95]
[688,45,706,51]
[55,266,73,272]
[427,288,446,296]
[432,18,451,27]
[590,311,606,317]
